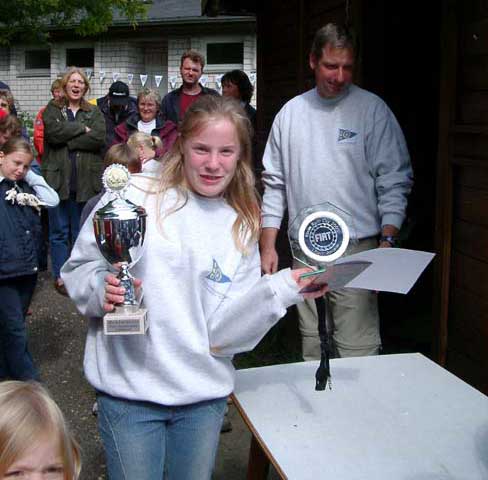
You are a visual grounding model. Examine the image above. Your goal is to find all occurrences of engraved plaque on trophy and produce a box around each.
[93,164,148,335]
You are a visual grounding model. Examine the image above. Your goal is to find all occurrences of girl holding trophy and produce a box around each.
[62,96,327,479]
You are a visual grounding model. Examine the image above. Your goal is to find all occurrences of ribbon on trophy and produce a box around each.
[289,203,357,391]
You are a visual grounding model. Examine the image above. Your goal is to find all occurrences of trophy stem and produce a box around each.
[118,263,137,305]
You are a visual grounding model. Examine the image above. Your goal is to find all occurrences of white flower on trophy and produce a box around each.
[103,164,131,194]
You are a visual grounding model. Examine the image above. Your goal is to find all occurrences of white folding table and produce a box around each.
[232,353,488,479]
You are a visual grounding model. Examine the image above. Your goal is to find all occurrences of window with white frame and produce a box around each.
[205,40,244,72]
[66,48,94,68]
[23,49,50,75]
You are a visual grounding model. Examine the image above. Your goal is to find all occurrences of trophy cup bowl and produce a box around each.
[93,164,148,335]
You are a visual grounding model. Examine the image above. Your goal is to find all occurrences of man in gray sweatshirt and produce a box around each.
[260,23,413,360]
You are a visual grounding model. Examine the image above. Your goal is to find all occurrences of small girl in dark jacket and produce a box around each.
[0,138,59,380]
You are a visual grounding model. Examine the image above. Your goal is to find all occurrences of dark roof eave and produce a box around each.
[46,15,255,33]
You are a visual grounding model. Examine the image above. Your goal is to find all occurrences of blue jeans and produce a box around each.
[0,274,39,380]
[97,393,226,480]
[48,196,85,279]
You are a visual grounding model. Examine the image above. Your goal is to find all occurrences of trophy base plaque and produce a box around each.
[103,307,148,335]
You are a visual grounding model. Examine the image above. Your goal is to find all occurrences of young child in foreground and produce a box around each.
[0,138,59,381]
[0,381,81,479]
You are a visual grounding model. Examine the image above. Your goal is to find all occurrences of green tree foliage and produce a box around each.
[0,0,148,45]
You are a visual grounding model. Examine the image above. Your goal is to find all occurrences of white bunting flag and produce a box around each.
[249,72,256,86]
[99,70,106,83]
[127,73,134,85]
[85,69,93,80]
[169,76,177,90]
[154,75,163,88]
[112,72,120,82]
[216,74,224,91]
[140,74,148,87]
[200,75,208,87]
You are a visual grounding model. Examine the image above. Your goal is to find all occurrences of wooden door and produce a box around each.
[435,0,488,393]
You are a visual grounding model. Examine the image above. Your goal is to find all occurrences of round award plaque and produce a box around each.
[298,211,350,263]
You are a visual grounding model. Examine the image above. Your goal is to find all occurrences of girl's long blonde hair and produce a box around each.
[0,381,81,480]
[156,95,260,253]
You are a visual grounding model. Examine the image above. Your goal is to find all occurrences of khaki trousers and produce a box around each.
[295,237,381,360]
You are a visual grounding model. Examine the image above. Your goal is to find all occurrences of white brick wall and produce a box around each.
[0,45,52,117]
[0,29,257,117]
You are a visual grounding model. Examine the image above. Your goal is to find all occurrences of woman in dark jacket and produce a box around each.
[42,67,105,294]
[113,87,177,156]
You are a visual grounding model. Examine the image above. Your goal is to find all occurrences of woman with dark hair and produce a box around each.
[42,67,106,295]
[221,70,256,130]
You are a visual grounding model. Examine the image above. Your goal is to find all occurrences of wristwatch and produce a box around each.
[380,235,398,247]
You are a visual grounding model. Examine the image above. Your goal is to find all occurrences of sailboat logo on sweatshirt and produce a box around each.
[206,259,231,284]
[338,128,358,143]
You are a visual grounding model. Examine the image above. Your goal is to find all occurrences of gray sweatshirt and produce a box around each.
[61,178,302,406]
[261,85,413,238]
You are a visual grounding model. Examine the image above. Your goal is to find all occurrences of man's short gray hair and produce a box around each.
[311,23,358,60]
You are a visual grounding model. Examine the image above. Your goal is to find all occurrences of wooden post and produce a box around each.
[247,435,271,480]
[432,0,458,365]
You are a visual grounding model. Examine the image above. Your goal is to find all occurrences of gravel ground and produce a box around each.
[27,270,282,480]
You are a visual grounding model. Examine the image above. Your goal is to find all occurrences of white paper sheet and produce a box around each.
[335,248,435,294]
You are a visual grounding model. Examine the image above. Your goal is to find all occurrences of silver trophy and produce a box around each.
[93,164,148,335]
